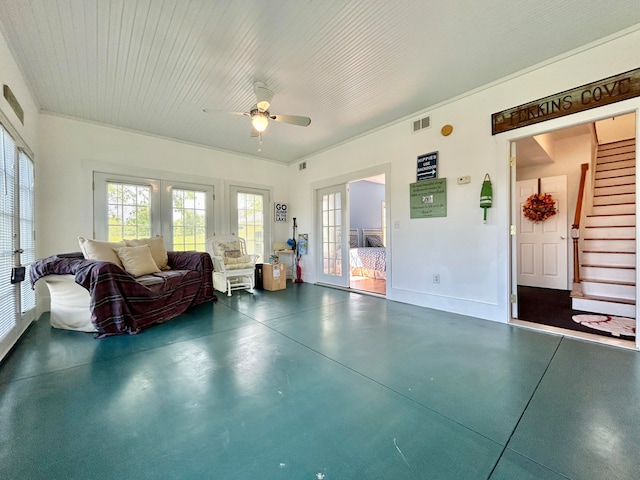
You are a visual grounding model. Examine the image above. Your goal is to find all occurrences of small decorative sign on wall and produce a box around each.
[410,178,447,218]
[417,151,438,181]
[274,202,288,222]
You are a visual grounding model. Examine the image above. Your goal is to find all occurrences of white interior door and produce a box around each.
[316,184,348,287]
[517,175,568,289]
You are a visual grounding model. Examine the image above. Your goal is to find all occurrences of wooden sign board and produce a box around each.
[492,67,640,135]
[410,178,446,218]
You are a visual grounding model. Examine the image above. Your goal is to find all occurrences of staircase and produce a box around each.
[573,139,636,318]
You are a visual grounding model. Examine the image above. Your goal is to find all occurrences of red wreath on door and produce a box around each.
[523,193,557,223]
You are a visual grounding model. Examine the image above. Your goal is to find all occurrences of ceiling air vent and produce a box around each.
[412,115,430,133]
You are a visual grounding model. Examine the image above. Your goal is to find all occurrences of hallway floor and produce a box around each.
[1,284,639,479]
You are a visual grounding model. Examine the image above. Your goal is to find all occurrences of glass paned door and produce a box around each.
[230,186,270,262]
[171,188,207,251]
[316,184,348,287]
[0,124,35,361]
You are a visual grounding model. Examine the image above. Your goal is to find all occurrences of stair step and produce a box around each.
[597,158,635,171]
[593,193,635,205]
[583,225,636,238]
[585,214,635,227]
[596,167,635,179]
[581,265,636,283]
[581,281,635,300]
[594,183,635,196]
[582,238,635,252]
[582,251,635,266]
[594,175,635,187]
[591,203,635,215]
[572,296,636,318]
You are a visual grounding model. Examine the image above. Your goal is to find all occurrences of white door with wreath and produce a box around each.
[516,175,568,290]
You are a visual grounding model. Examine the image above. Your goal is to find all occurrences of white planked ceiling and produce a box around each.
[1,0,639,164]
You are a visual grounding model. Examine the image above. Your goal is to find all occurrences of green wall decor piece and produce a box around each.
[410,178,446,218]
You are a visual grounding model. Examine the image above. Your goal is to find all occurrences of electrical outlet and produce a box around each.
[433,274,440,284]
[457,175,471,185]
[394,221,400,229]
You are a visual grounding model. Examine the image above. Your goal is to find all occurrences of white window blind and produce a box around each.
[19,151,35,314]
[0,125,16,340]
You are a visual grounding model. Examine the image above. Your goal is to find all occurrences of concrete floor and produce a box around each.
[1,283,639,479]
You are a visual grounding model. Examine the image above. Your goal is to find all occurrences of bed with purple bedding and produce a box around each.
[31,251,216,337]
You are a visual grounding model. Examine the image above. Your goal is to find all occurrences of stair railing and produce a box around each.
[571,163,589,296]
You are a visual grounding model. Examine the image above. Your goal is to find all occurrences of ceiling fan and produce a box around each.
[203,82,311,138]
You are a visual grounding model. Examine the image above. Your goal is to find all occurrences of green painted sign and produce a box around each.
[410,178,446,218]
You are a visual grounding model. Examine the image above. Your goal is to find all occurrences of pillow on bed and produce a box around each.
[365,235,384,247]
[114,245,161,277]
[124,236,169,270]
[349,236,358,248]
[78,237,126,267]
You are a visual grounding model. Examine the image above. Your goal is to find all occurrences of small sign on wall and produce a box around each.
[274,202,288,222]
[417,151,438,181]
[410,178,446,218]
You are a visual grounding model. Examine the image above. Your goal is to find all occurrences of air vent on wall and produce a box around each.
[412,115,430,133]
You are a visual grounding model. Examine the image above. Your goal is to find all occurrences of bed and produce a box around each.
[349,228,386,279]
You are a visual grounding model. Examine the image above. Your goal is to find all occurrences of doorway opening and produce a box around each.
[348,174,386,296]
[512,112,637,347]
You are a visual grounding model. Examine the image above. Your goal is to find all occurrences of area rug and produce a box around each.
[572,314,636,338]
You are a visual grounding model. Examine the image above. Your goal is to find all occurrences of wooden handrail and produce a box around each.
[572,163,589,290]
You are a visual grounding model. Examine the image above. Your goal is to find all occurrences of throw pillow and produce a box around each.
[224,249,242,259]
[113,245,161,277]
[366,235,384,247]
[78,237,126,267]
[124,236,169,270]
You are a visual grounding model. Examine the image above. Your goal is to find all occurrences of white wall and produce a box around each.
[288,28,640,323]
[0,29,39,151]
[37,114,290,257]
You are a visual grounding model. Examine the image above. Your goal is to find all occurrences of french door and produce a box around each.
[94,173,214,251]
[316,184,349,287]
[229,185,270,262]
[0,124,36,360]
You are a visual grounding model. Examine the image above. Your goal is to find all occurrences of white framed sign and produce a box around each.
[274,202,288,222]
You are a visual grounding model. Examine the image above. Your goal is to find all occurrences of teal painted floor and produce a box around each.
[1,283,639,479]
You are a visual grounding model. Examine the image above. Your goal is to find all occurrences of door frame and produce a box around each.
[310,164,391,286]
[507,104,640,350]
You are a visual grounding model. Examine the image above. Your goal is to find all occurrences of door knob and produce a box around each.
[560,236,566,239]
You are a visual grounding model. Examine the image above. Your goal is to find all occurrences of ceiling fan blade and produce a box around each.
[202,109,249,116]
[271,114,311,127]
[254,82,274,112]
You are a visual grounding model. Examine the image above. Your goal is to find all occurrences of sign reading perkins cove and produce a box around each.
[417,151,438,181]
[492,67,640,135]
[410,178,446,218]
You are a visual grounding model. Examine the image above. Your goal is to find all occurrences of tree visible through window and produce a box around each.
[172,189,206,251]
[107,183,151,241]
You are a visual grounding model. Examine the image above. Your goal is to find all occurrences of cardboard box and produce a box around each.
[263,263,286,291]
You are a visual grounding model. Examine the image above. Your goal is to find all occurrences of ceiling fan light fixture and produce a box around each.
[252,113,269,132]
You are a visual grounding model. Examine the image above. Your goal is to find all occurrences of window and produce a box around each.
[172,188,207,251]
[94,173,214,251]
[0,122,35,359]
[107,182,152,241]
[229,185,270,262]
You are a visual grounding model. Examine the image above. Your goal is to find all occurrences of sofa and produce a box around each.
[31,238,216,337]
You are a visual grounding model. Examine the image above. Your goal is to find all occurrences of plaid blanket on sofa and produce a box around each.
[31,251,216,337]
